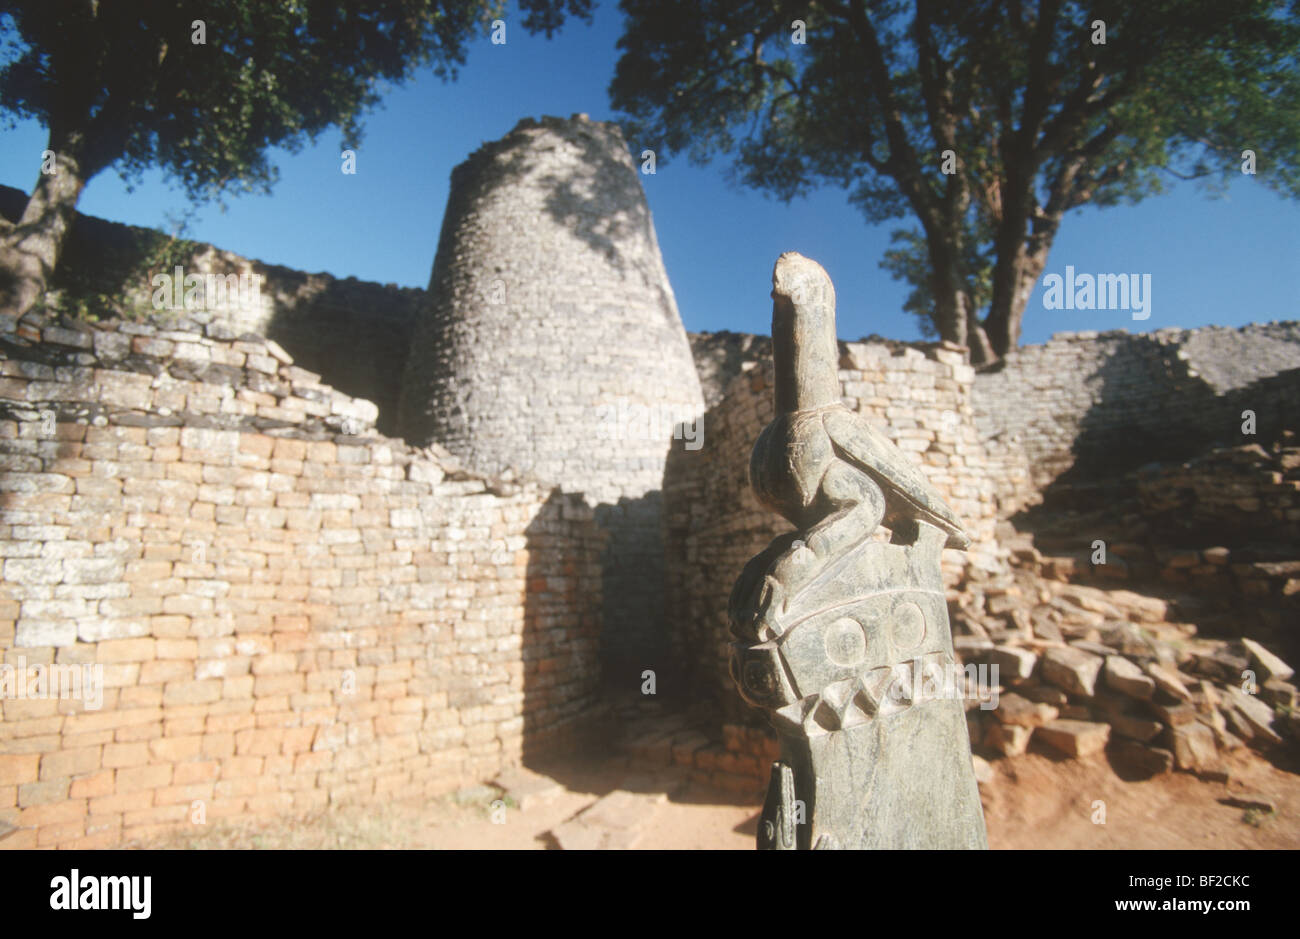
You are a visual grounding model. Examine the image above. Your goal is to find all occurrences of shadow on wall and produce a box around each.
[660,439,721,714]
[521,489,612,764]
[1013,356,1300,662]
[481,118,647,276]
[0,184,425,439]
[1032,358,1300,535]
[660,406,790,729]
[1053,340,1300,487]
[3,175,699,729]
[259,282,422,439]
[452,117,681,332]
[537,121,682,330]
[594,492,674,702]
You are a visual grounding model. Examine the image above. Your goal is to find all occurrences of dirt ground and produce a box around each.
[981,745,1300,849]
[131,744,1300,850]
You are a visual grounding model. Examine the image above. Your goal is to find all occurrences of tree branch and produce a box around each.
[1016,0,1061,163]
[835,0,936,223]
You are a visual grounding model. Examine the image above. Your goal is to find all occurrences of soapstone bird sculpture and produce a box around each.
[745,252,970,636]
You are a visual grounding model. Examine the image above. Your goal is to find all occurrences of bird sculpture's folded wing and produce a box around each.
[821,407,971,550]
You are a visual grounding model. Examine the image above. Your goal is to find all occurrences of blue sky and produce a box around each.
[1,2,1296,346]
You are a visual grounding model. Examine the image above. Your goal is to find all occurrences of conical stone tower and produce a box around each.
[399,114,705,685]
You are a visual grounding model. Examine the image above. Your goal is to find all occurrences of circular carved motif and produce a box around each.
[744,660,777,696]
[891,600,927,651]
[824,617,867,667]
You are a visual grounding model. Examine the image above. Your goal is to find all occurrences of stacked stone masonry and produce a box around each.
[1134,439,1300,544]
[6,113,709,691]
[4,132,1300,846]
[973,325,1300,489]
[0,309,606,849]
[398,116,704,681]
[398,115,704,502]
[954,578,1298,778]
[0,185,426,440]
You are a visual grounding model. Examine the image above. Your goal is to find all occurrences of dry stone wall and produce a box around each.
[397,114,704,502]
[1134,438,1300,544]
[0,184,425,439]
[0,308,606,849]
[398,115,705,683]
[7,148,1298,844]
[974,325,1300,489]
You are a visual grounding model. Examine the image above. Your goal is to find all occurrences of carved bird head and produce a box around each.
[771,252,841,412]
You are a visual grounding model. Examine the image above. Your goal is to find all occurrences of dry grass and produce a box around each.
[124,793,491,850]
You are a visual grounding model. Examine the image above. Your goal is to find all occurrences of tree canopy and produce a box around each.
[0,0,591,315]
[611,0,1300,362]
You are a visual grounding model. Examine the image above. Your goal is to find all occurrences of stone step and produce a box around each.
[545,771,683,850]
[491,766,564,811]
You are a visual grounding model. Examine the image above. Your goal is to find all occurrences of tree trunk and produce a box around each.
[932,280,967,349]
[985,225,1029,359]
[984,251,1032,361]
[924,233,999,364]
[924,229,965,345]
[984,206,1061,360]
[966,300,995,365]
[0,126,91,317]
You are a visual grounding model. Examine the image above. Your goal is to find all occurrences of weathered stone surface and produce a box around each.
[1189,649,1250,683]
[1105,709,1165,744]
[1105,591,1169,624]
[1195,679,1221,714]
[1167,721,1218,772]
[987,645,1037,682]
[1220,686,1283,745]
[1031,614,1064,641]
[1152,701,1198,726]
[1109,740,1175,776]
[1072,640,1119,659]
[992,692,1059,728]
[1196,767,1232,783]
[1220,794,1275,812]
[985,721,1033,757]
[492,766,564,811]
[1035,719,1111,757]
[547,784,670,850]
[1241,638,1294,682]
[1041,647,1104,697]
[955,636,994,656]
[1100,621,1163,658]
[1261,679,1297,710]
[1220,703,1258,743]
[577,789,665,830]
[729,254,985,850]
[263,339,294,365]
[13,618,77,647]
[548,820,638,850]
[1056,584,1122,618]
[1104,655,1156,701]
[1146,663,1194,702]
[1020,683,1069,707]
